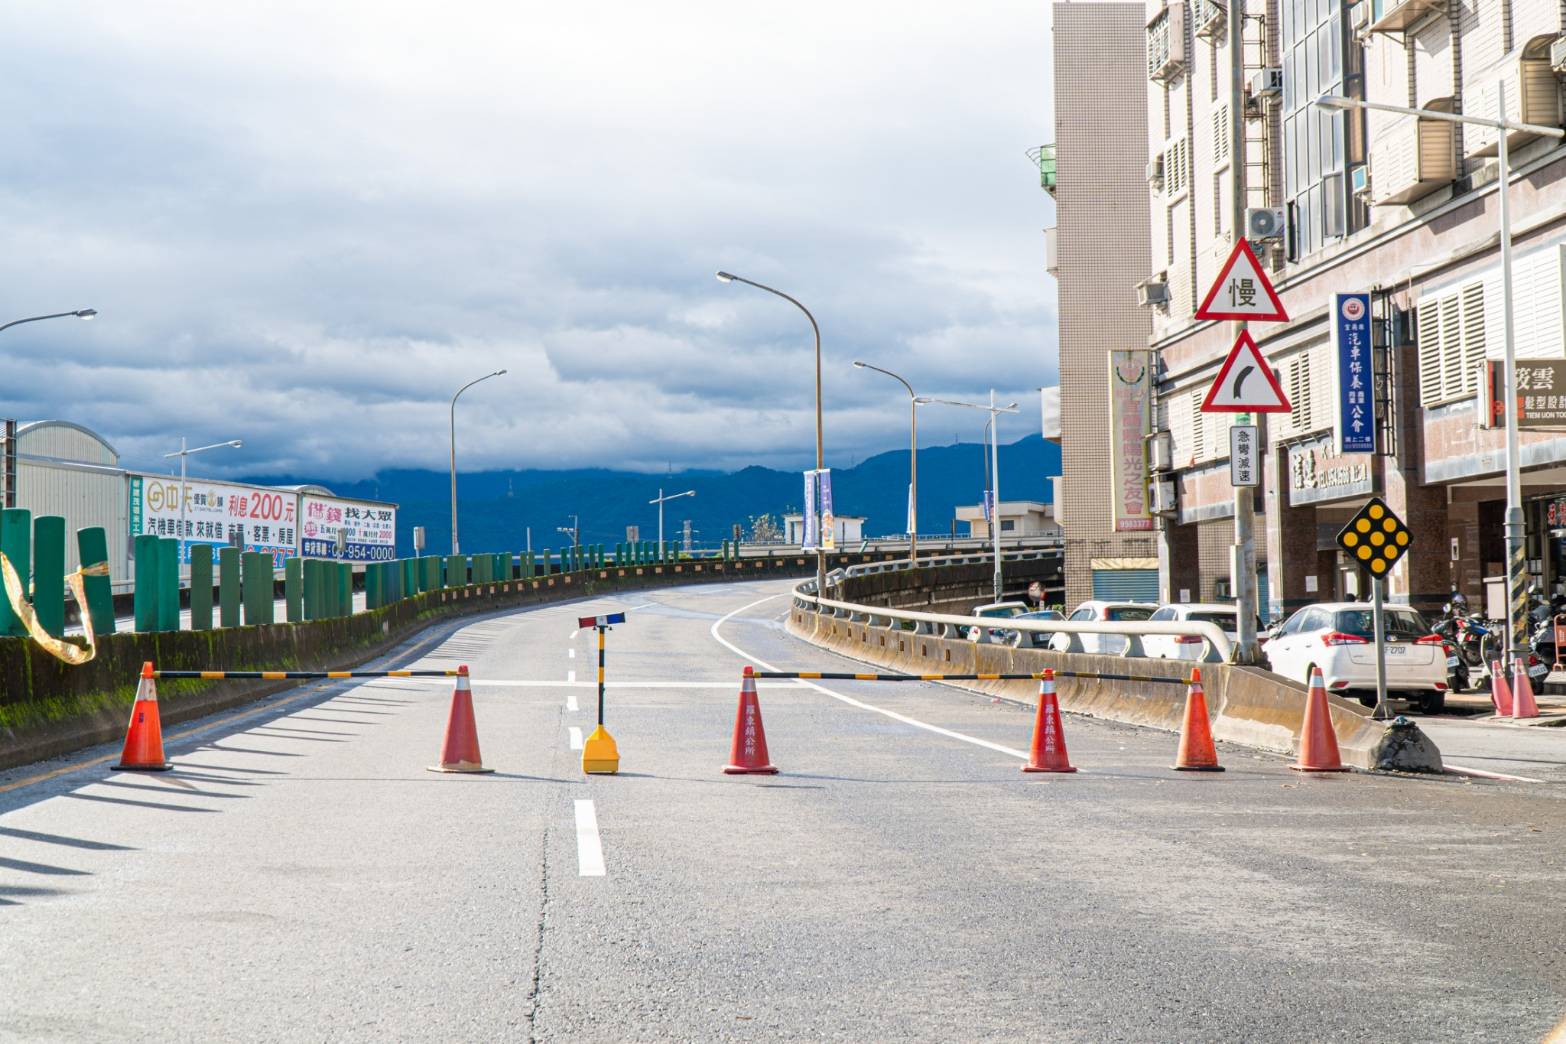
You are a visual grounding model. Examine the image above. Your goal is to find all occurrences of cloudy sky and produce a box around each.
[0,2,1057,479]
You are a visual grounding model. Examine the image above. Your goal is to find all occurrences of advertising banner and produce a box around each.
[1482,359,1566,428]
[128,474,296,567]
[300,494,397,561]
[1108,351,1154,531]
[818,469,835,551]
[1331,292,1375,453]
[802,470,819,550]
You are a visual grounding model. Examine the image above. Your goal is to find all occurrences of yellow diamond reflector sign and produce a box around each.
[1336,497,1411,577]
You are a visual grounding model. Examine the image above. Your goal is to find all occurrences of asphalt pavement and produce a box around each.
[5,577,1566,1041]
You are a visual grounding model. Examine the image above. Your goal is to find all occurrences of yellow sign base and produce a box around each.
[582,725,620,774]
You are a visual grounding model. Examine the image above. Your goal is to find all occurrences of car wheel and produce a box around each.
[1420,690,1446,715]
[1356,692,1378,709]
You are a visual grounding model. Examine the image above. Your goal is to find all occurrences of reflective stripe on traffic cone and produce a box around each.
[427,665,493,774]
[1173,667,1224,772]
[1291,665,1348,773]
[723,666,778,775]
[112,661,173,772]
[1513,663,1541,720]
[1491,661,1514,716]
[1022,669,1076,773]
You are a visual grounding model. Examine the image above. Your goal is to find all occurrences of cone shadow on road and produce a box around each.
[249,728,353,741]
[63,792,220,813]
[96,779,251,801]
[0,855,91,876]
[0,885,70,906]
[0,827,135,851]
[202,745,305,757]
[171,761,290,775]
[290,715,388,726]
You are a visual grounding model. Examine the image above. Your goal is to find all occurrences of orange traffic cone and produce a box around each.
[723,666,778,775]
[1173,667,1224,772]
[1292,665,1348,773]
[1023,669,1077,773]
[1491,661,1514,716]
[1513,663,1541,720]
[112,662,172,772]
[427,665,493,773]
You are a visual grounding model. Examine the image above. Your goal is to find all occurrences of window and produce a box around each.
[1150,607,1176,621]
[1333,608,1430,638]
[1281,0,1363,259]
[1416,280,1485,408]
[1107,607,1155,621]
[1165,138,1189,197]
[1212,105,1230,166]
[1289,354,1314,430]
[1069,608,1093,621]
[1000,519,1017,532]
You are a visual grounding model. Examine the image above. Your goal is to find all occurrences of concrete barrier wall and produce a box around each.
[786,606,1395,771]
[0,555,839,772]
[838,556,1063,616]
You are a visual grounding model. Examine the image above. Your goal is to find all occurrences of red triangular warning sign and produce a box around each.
[1195,239,1288,322]
[1201,330,1291,413]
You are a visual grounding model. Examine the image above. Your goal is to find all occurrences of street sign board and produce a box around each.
[1331,292,1375,453]
[1481,359,1566,428]
[802,470,819,550]
[1230,424,1259,487]
[1201,330,1292,413]
[1195,239,1288,322]
[1335,497,1411,578]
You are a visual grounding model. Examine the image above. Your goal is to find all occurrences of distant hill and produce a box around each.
[243,435,1060,556]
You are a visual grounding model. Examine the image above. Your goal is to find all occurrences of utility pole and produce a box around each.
[1228,0,1260,663]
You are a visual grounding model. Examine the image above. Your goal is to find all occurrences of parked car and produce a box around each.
[1262,601,1449,714]
[1143,603,1258,661]
[965,601,1031,642]
[1049,600,1157,655]
[1005,609,1066,648]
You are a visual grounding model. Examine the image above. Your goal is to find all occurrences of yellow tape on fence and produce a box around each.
[0,553,108,666]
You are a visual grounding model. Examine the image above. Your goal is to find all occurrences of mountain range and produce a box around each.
[243,435,1060,556]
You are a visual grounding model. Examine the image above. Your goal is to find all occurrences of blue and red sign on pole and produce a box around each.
[1331,292,1375,454]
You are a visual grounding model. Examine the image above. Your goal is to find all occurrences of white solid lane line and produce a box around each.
[568,648,576,658]
[569,726,584,750]
[575,799,606,876]
[710,593,1029,762]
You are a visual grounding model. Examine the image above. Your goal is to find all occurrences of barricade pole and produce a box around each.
[152,669,462,680]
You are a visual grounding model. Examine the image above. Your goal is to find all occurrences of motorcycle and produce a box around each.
[1433,603,1491,692]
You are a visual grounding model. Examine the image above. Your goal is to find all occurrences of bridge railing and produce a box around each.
[790,579,1231,663]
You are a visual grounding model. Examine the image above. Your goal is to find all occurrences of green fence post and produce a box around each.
[190,544,214,631]
[366,561,383,609]
[77,526,117,636]
[285,557,304,621]
[522,552,533,578]
[420,555,438,592]
[132,533,158,633]
[30,516,65,638]
[302,559,320,620]
[334,563,348,616]
[401,558,415,598]
[0,509,30,636]
[242,551,274,626]
[158,537,180,632]
[473,555,490,584]
[219,546,241,627]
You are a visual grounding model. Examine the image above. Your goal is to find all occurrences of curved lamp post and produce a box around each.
[854,360,920,565]
[650,488,695,560]
[449,369,506,554]
[163,437,243,572]
[716,270,826,591]
[917,391,1019,601]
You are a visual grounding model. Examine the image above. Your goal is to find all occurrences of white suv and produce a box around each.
[1143,603,1256,661]
[1049,600,1157,655]
[1263,601,1449,714]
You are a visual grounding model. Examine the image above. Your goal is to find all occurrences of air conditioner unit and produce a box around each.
[1249,68,1283,99]
[1350,1,1370,29]
[1350,164,1370,197]
[1150,480,1178,515]
[1194,0,1225,39]
[1148,430,1173,472]
[1137,276,1171,307]
[1552,36,1566,74]
[1246,206,1287,241]
[1146,154,1165,188]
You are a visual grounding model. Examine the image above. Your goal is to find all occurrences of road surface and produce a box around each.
[4,577,1566,1041]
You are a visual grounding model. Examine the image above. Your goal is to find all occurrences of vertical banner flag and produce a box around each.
[802,470,819,550]
[818,469,836,550]
[906,483,915,536]
[982,490,994,522]
[1331,292,1375,453]
[1108,351,1154,531]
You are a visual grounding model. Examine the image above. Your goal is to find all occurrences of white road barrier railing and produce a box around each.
[791,583,1231,663]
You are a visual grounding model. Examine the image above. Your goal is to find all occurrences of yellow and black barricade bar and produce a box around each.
[753,670,1188,686]
[152,669,462,680]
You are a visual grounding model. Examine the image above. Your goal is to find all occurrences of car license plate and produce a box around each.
[1385,645,1407,656]
[1447,655,1460,668]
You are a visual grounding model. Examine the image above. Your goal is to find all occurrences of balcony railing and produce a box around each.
[1027,144,1057,195]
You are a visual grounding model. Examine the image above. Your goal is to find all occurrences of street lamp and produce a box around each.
[649,488,695,561]
[854,360,920,566]
[163,437,243,573]
[449,369,506,555]
[0,309,97,334]
[556,515,581,568]
[716,270,827,593]
[1316,91,1565,668]
[917,391,1020,601]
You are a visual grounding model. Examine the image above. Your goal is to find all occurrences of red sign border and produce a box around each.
[1200,329,1292,414]
[1195,238,1289,322]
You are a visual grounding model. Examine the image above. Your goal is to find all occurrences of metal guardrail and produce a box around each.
[791,582,1232,663]
[795,546,1061,595]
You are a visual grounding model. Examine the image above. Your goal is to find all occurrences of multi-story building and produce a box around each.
[1046,0,1159,604]
[1136,0,1566,623]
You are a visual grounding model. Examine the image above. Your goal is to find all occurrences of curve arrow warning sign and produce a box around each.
[1201,330,1291,413]
[1195,239,1288,322]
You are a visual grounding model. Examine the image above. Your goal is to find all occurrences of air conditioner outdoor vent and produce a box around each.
[1150,480,1178,515]
[1137,276,1171,307]
[1246,207,1287,241]
[1146,154,1165,187]
[1148,431,1173,472]
[1249,68,1283,99]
